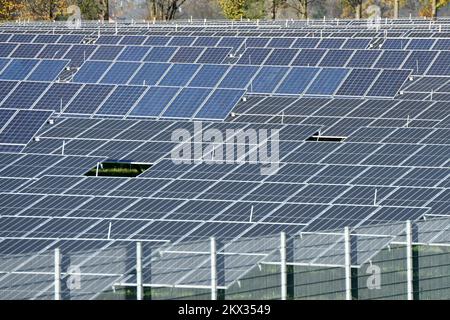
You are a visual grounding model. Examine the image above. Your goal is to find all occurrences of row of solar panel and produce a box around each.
[0,58,68,81]
[2,41,450,76]
[0,109,52,144]
[2,32,450,51]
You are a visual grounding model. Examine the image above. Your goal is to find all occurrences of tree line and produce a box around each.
[1,0,448,21]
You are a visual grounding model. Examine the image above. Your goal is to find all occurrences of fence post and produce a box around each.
[54,248,61,300]
[406,220,414,300]
[280,232,287,300]
[136,242,143,300]
[344,227,352,300]
[211,237,217,300]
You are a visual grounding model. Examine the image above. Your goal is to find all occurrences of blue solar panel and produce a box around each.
[90,45,124,60]
[0,81,18,102]
[406,39,435,50]
[33,34,61,44]
[0,59,38,80]
[188,65,229,88]
[96,35,122,45]
[144,36,170,46]
[100,62,141,84]
[427,51,450,76]
[119,36,146,45]
[403,51,438,75]
[237,48,271,65]
[317,38,345,49]
[250,66,288,93]
[64,84,113,115]
[168,36,195,46]
[63,45,96,67]
[276,67,319,94]
[219,65,259,89]
[197,47,231,64]
[144,46,177,62]
[73,61,111,83]
[0,43,17,57]
[291,49,326,66]
[129,63,170,85]
[0,109,15,128]
[433,39,450,50]
[336,69,380,97]
[306,68,348,95]
[162,88,212,119]
[33,83,82,111]
[130,86,180,117]
[292,38,320,48]
[170,47,204,63]
[10,34,35,43]
[346,50,381,68]
[381,38,409,49]
[0,110,52,144]
[319,49,353,67]
[267,38,295,48]
[58,34,84,44]
[194,89,245,120]
[374,50,409,69]
[0,59,8,73]
[1,81,49,109]
[37,44,71,59]
[117,46,150,61]
[342,38,370,49]
[96,86,146,116]
[159,64,199,86]
[366,69,411,97]
[27,60,68,81]
[10,43,43,58]
[193,37,220,47]
[264,49,298,66]
[217,37,245,51]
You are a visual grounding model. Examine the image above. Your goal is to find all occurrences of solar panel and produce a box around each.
[73,61,111,83]
[170,47,204,63]
[306,68,348,95]
[168,36,196,46]
[193,37,220,47]
[366,69,411,97]
[194,89,245,120]
[342,38,370,49]
[99,62,140,84]
[95,86,146,116]
[129,62,170,85]
[0,43,17,57]
[27,59,68,81]
[32,34,60,44]
[197,47,231,64]
[130,86,180,117]
[406,38,435,50]
[90,45,124,60]
[64,84,114,115]
[218,65,259,89]
[291,49,326,66]
[427,51,450,76]
[37,44,71,59]
[162,87,212,119]
[117,46,150,61]
[346,50,380,68]
[0,110,52,144]
[10,43,43,58]
[267,38,295,48]
[63,45,96,67]
[250,66,288,93]
[276,67,319,94]
[336,68,380,97]
[1,81,49,109]
[237,48,271,65]
[403,51,438,75]
[264,49,298,66]
[144,46,177,62]
[292,38,320,48]
[0,59,38,80]
[33,82,82,111]
[319,49,354,67]
[144,36,170,46]
[374,50,410,69]
[159,64,200,86]
[188,64,229,88]
[317,38,345,49]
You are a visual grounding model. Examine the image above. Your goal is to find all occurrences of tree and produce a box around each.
[419,0,450,19]
[0,0,25,20]
[344,0,364,19]
[24,0,67,20]
[218,0,246,19]
[286,0,316,19]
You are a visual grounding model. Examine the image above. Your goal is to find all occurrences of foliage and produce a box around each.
[419,0,450,17]
[0,0,25,20]
[218,0,247,19]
